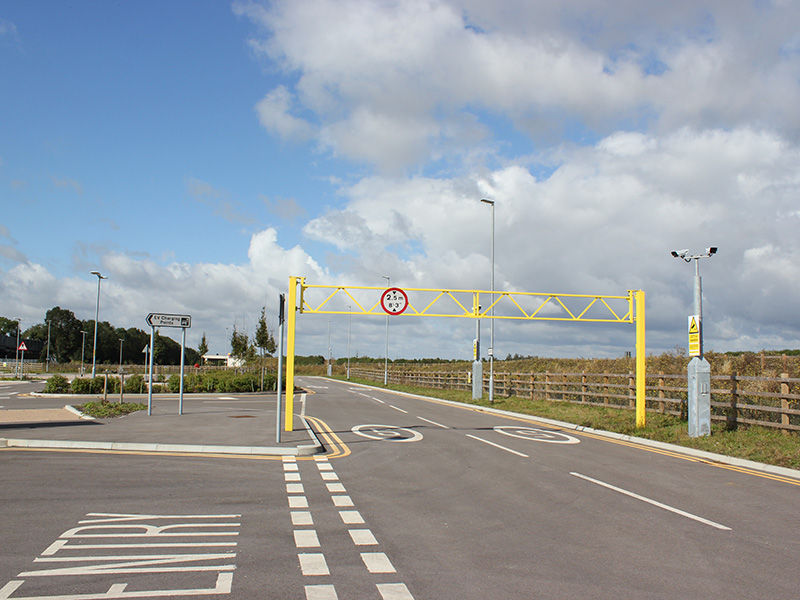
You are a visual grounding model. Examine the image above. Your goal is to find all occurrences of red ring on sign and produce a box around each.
[380,287,409,315]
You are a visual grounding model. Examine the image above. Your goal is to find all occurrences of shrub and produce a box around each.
[43,374,70,394]
[123,374,145,393]
[70,377,105,394]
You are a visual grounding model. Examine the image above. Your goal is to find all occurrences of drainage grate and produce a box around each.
[228,415,256,419]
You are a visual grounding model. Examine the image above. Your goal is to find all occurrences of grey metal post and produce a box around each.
[90,271,106,378]
[276,294,285,444]
[481,198,496,403]
[46,320,51,372]
[347,306,351,380]
[118,338,123,374]
[147,326,154,416]
[671,247,716,437]
[179,327,186,415]
[694,258,703,357]
[14,321,20,379]
[383,275,390,385]
[80,330,87,376]
[472,314,482,399]
[327,320,332,377]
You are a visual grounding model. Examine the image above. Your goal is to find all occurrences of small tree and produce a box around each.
[255,307,276,356]
[198,332,209,362]
[230,326,252,362]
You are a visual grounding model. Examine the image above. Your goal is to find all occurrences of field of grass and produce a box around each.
[337,375,800,470]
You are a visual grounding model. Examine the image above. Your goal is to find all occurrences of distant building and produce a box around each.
[201,353,245,368]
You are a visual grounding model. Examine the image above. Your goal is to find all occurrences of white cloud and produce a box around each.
[255,86,314,141]
[299,126,800,355]
[0,228,328,354]
[237,0,800,170]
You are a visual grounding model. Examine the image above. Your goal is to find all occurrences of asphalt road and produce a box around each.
[1,375,798,599]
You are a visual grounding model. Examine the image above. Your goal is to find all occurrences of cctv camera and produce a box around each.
[706,247,718,255]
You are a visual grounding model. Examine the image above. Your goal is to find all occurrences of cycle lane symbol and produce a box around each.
[351,424,423,443]
[494,425,580,444]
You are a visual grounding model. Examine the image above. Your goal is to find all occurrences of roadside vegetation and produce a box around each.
[76,400,146,418]
[339,375,800,470]
[43,371,280,395]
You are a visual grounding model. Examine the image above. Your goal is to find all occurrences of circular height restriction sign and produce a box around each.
[380,287,409,315]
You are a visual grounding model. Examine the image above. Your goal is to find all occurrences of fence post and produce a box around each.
[628,372,635,409]
[603,373,609,406]
[781,372,790,434]
[507,372,513,397]
[545,371,551,401]
[658,372,665,413]
[530,373,535,400]
[727,373,738,431]
[581,371,587,404]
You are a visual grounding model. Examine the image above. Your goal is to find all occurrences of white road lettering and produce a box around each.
[2,514,240,599]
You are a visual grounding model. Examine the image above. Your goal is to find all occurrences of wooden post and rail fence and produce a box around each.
[348,366,800,433]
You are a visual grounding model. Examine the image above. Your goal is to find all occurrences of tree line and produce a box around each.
[1,308,201,366]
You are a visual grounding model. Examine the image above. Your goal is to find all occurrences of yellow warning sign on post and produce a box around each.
[688,315,701,357]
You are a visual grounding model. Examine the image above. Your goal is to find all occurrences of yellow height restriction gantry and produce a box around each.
[283,277,646,429]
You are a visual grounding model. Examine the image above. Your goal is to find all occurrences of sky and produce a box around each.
[2,0,800,360]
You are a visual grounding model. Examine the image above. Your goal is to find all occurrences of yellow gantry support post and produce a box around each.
[284,276,299,431]
[635,290,646,428]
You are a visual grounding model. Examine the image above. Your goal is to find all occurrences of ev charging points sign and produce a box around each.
[688,315,701,357]
[380,288,409,315]
[146,313,191,328]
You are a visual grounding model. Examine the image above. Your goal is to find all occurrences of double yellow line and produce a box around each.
[304,415,351,458]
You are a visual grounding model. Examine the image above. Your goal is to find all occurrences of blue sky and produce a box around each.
[2,1,800,359]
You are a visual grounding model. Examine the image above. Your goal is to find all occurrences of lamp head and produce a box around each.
[480,198,495,205]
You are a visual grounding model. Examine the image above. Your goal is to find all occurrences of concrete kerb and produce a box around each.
[332,377,800,482]
[1,398,325,457]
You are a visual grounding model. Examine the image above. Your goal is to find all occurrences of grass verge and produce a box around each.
[76,401,146,419]
[337,376,800,471]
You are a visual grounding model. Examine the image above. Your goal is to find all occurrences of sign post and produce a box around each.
[17,342,27,380]
[276,294,285,444]
[145,313,192,416]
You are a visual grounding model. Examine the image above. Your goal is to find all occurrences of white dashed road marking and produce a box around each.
[416,415,448,428]
[466,434,529,458]
[360,552,396,574]
[570,472,732,531]
[377,583,415,600]
[298,553,330,576]
[349,529,378,546]
[294,530,321,548]
[339,510,365,525]
[305,583,338,600]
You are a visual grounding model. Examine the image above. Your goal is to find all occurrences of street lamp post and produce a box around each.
[671,247,717,437]
[480,199,495,403]
[327,320,332,377]
[46,320,52,372]
[14,319,20,379]
[80,330,87,376]
[383,275,390,386]
[347,305,352,380]
[90,271,107,378]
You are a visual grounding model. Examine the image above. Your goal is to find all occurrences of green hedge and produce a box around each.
[43,374,70,393]
[48,371,280,394]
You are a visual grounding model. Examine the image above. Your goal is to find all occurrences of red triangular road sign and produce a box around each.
[18,342,27,351]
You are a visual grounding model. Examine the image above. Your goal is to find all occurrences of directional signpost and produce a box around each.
[145,313,191,416]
